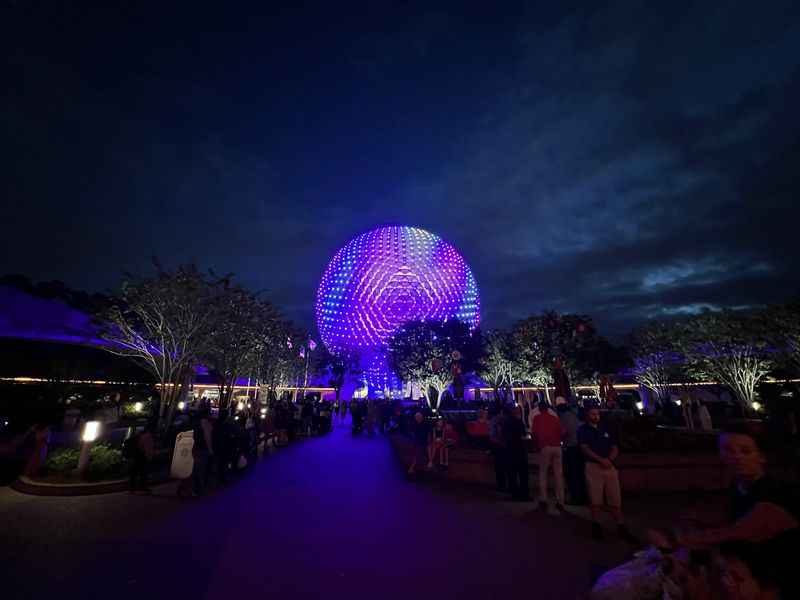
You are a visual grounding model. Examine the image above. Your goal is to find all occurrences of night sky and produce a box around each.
[3,2,800,339]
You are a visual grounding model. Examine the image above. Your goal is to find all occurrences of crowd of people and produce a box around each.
[343,398,402,435]
[7,383,798,597]
[123,403,264,497]
[402,394,799,598]
[167,395,404,497]
[177,394,340,496]
[405,397,637,541]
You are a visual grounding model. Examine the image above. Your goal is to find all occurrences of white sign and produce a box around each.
[170,430,195,480]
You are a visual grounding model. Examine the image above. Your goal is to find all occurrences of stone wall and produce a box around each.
[389,434,729,493]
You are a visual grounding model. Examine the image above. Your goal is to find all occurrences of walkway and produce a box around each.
[0,420,635,599]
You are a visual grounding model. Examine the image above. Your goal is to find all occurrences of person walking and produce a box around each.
[489,408,508,492]
[556,398,587,505]
[366,400,378,436]
[192,408,214,496]
[407,412,431,476]
[379,401,391,434]
[577,406,637,542]
[531,401,566,512]
[681,395,695,430]
[697,399,713,431]
[431,418,449,468]
[301,401,314,436]
[213,410,235,484]
[23,423,51,477]
[128,423,155,493]
[504,406,532,501]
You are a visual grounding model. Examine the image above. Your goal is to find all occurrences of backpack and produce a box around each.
[122,434,139,459]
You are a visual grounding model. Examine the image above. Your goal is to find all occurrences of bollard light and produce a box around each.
[237,401,245,411]
[752,401,762,411]
[260,408,267,416]
[78,421,100,477]
[82,421,100,442]
[134,401,143,412]
[178,401,186,410]
[635,401,644,412]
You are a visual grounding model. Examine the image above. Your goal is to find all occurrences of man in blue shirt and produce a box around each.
[577,406,637,543]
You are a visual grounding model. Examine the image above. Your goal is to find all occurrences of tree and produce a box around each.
[259,321,305,396]
[96,264,219,431]
[315,348,362,401]
[387,319,481,409]
[629,321,682,406]
[675,310,773,408]
[512,311,600,396]
[761,301,800,379]
[203,282,279,410]
[478,329,526,403]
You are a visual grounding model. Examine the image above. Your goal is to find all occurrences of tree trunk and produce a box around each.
[158,378,168,421]
[217,378,227,410]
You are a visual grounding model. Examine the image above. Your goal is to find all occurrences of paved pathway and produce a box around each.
[1,421,637,599]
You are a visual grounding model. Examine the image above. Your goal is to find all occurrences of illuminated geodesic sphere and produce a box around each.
[315,226,480,390]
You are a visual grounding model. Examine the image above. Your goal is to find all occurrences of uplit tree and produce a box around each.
[259,321,306,396]
[315,347,362,402]
[203,282,280,410]
[675,310,773,408]
[761,301,800,378]
[97,264,219,431]
[388,319,481,409]
[629,321,681,406]
[478,329,526,403]
[512,311,600,397]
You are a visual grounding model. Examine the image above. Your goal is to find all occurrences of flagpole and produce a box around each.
[303,350,310,400]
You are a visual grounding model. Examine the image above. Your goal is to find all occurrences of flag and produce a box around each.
[299,346,305,359]
[308,338,317,351]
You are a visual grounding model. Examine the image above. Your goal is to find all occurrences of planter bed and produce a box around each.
[12,474,130,496]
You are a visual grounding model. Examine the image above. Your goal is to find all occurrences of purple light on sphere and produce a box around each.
[316,226,480,391]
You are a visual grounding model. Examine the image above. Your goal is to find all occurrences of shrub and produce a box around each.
[44,447,80,474]
[86,443,125,480]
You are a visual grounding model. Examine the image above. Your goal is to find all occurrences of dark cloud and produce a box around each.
[2,2,799,339]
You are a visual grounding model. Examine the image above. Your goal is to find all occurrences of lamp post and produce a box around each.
[78,421,100,477]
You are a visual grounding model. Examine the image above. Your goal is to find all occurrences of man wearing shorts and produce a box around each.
[577,406,637,543]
